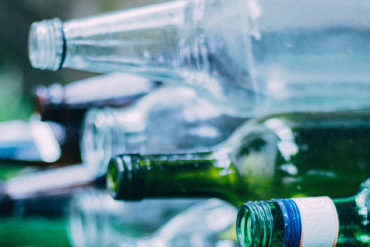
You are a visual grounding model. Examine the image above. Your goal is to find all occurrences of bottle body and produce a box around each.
[250,0,370,114]
[34,73,159,123]
[69,189,236,247]
[3,164,100,201]
[32,74,158,165]
[29,0,370,115]
[0,119,63,164]
[69,189,205,247]
[107,111,370,206]
[81,86,245,175]
[236,179,370,247]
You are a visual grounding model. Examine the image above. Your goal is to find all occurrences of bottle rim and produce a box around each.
[106,154,144,201]
[28,18,65,71]
[236,201,273,247]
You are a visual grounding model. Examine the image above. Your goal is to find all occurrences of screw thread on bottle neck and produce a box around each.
[28,18,65,70]
[237,199,303,247]
[236,201,273,247]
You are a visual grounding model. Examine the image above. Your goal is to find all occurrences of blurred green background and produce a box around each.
[0,0,163,122]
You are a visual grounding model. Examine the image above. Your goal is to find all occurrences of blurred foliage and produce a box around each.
[0,0,164,121]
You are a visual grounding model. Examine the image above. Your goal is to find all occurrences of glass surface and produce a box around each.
[2,1,370,246]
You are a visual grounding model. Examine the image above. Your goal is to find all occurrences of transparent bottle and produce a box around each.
[81,86,245,175]
[236,179,370,247]
[0,119,62,164]
[33,73,159,165]
[28,0,370,115]
[3,164,100,200]
[34,73,159,123]
[69,189,236,247]
[107,111,370,207]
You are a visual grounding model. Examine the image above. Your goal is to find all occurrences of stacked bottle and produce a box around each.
[106,111,370,206]
[28,0,370,115]
[24,1,370,247]
[80,85,245,175]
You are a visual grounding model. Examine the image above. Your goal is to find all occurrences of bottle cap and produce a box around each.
[28,18,65,71]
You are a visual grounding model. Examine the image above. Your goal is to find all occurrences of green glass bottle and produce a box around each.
[236,179,369,247]
[0,196,71,247]
[0,217,71,247]
[107,111,370,207]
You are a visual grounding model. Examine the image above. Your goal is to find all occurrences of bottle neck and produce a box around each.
[4,165,98,200]
[106,150,247,206]
[81,107,147,175]
[62,1,189,75]
[237,189,369,247]
[81,108,121,175]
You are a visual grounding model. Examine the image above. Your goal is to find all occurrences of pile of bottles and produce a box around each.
[0,0,369,246]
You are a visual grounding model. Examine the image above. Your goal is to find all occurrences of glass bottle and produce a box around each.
[34,73,159,123]
[107,111,370,207]
[0,119,62,164]
[0,168,106,246]
[69,189,236,247]
[28,0,370,115]
[69,189,204,247]
[3,164,101,200]
[236,179,370,247]
[81,86,245,175]
[0,189,71,246]
[33,73,159,165]
[120,199,237,247]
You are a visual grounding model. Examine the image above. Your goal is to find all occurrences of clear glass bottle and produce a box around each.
[107,111,370,207]
[81,86,245,175]
[0,119,62,164]
[34,73,159,123]
[28,0,370,115]
[32,73,159,165]
[69,189,236,247]
[236,179,370,247]
[3,164,100,200]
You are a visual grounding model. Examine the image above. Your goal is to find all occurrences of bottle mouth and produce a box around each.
[237,200,302,247]
[106,157,123,199]
[106,154,143,201]
[28,18,65,70]
[236,201,273,247]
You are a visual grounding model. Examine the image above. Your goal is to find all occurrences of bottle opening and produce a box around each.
[28,18,64,70]
[236,203,256,247]
[106,158,122,199]
[236,201,273,247]
[106,154,145,201]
